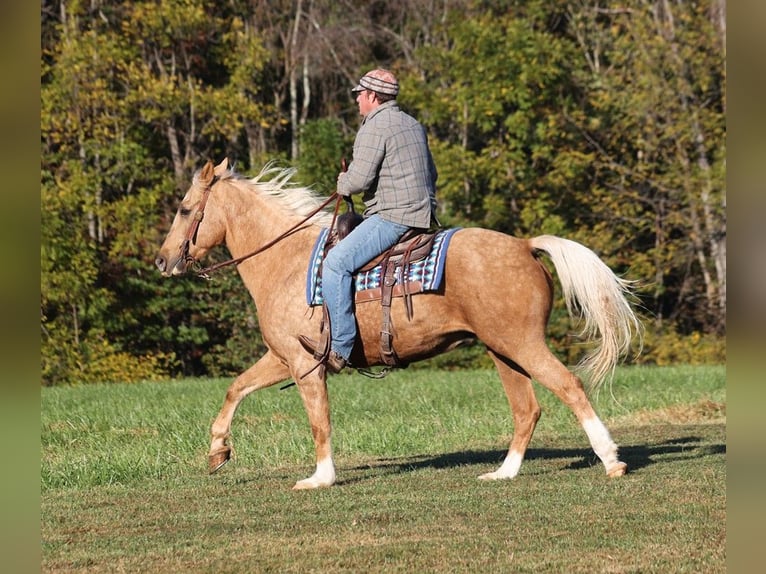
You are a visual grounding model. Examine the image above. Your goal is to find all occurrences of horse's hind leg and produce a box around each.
[209,351,291,473]
[479,350,541,480]
[525,345,627,477]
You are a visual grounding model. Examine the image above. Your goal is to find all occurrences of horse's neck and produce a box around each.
[221,185,319,302]
[224,196,281,253]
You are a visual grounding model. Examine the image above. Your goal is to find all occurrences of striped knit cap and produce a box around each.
[351,69,399,96]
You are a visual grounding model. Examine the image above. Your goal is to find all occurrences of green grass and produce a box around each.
[41,365,725,572]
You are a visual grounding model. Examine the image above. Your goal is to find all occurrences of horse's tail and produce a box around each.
[529,235,643,390]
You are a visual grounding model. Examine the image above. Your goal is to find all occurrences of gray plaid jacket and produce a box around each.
[337,101,437,229]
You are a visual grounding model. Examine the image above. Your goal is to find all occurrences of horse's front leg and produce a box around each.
[209,351,291,473]
[291,368,336,490]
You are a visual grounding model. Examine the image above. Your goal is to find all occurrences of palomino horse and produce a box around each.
[156,158,641,490]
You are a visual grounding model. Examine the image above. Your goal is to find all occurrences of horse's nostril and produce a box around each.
[155,256,166,272]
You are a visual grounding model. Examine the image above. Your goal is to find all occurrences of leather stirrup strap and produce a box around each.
[400,236,419,321]
[315,304,332,361]
[379,256,399,367]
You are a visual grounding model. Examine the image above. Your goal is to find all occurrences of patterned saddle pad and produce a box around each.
[306,227,460,306]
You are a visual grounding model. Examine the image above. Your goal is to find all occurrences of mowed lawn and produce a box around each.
[41,365,726,573]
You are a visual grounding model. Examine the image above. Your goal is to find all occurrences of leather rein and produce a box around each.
[180,175,341,279]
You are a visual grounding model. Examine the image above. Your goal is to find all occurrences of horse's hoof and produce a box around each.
[292,479,332,490]
[292,473,336,490]
[607,461,628,477]
[208,447,231,474]
[478,471,505,481]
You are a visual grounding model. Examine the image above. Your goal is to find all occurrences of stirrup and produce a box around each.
[297,335,347,375]
[298,334,328,361]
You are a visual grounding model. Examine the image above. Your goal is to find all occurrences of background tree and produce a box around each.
[564,0,726,335]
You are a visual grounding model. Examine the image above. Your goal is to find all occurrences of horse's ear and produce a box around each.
[199,160,215,184]
[213,158,229,177]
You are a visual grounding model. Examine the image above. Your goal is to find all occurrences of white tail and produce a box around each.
[530,235,643,389]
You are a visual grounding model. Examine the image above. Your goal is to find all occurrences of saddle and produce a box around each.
[316,212,438,368]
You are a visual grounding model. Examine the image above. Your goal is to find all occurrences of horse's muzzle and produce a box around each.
[156,239,194,276]
[155,252,188,277]
[155,254,169,276]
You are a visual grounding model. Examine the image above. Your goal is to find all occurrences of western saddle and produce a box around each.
[314,210,438,369]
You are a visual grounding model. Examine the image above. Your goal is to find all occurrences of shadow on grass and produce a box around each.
[338,429,726,485]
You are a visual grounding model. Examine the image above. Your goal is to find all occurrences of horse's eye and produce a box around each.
[179,207,192,217]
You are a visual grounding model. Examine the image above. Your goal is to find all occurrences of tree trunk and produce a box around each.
[658,0,726,332]
[289,0,304,161]
[166,123,185,186]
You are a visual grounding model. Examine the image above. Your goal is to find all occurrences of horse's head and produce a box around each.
[155,158,229,277]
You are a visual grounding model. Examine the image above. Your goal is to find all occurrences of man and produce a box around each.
[300,68,438,372]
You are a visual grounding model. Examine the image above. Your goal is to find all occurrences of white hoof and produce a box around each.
[478,470,506,481]
[292,458,336,490]
[478,451,522,481]
[292,476,334,490]
[606,461,628,477]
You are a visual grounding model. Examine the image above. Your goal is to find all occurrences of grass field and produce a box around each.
[41,365,725,572]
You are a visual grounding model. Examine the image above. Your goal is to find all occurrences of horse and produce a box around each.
[155,158,642,490]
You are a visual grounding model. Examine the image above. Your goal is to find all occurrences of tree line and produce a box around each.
[41,0,726,385]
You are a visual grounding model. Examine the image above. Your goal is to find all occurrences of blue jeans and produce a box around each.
[322,214,410,361]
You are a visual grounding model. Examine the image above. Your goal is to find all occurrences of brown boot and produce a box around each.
[324,351,347,373]
[298,335,347,373]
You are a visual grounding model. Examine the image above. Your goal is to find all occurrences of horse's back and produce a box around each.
[352,227,553,364]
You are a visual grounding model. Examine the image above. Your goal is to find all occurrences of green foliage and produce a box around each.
[71,337,176,385]
[639,327,726,366]
[565,0,726,333]
[400,9,578,236]
[41,0,273,384]
[296,117,350,195]
[196,266,267,378]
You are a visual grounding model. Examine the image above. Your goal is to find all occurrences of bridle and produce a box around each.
[179,175,218,271]
[178,175,341,279]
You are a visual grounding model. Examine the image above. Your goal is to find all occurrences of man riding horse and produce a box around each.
[299,68,439,373]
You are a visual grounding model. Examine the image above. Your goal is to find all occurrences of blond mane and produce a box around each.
[212,162,335,227]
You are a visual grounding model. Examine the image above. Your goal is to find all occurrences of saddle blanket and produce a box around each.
[306,227,460,306]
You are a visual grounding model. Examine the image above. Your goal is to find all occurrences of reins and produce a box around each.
[188,183,340,279]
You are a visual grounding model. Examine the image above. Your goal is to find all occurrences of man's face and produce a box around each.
[355,90,376,117]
